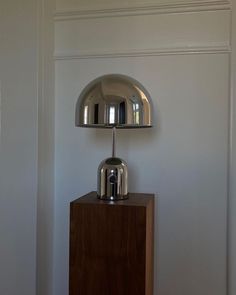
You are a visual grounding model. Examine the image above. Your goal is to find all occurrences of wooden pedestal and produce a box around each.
[69,191,154,295]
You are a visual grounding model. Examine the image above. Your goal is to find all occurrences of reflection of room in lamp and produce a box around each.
[83,105,88,124]
[108,105,115,124]
[134,86,151,125]
[133,103,140,124]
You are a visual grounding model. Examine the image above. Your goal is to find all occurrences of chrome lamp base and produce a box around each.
[97,157,128,201]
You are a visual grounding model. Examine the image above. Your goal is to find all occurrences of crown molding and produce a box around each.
[54,44,231,60]
[54,0,231,21]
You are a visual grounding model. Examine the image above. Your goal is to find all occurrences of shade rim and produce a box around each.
[76,124,152,129]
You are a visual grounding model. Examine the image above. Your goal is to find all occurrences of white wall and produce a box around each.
[53,1,231,295]
[0,1,38,294]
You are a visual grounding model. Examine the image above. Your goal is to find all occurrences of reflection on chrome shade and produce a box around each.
[75,74,152,128]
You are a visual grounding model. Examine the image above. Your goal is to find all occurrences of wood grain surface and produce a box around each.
[69,192,154,295]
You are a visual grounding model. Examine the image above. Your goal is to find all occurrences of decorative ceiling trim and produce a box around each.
[54,1,231,21]
[54,44,231,60]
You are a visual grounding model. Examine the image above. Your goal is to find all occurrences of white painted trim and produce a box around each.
[54,44,230,60]
[54,0,231,21]
[37,0,55,294]
[228,1,236,295]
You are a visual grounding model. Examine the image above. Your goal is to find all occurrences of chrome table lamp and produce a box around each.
[75,74,152,200]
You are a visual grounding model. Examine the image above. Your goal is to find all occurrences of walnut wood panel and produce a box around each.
[69,191,154,295]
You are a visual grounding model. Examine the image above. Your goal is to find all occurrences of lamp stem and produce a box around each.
[112,127,116,158]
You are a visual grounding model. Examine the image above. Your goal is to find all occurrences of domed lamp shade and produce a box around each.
[75,74,153,200]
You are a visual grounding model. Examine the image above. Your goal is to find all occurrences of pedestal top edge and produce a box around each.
[71,191,155,207]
